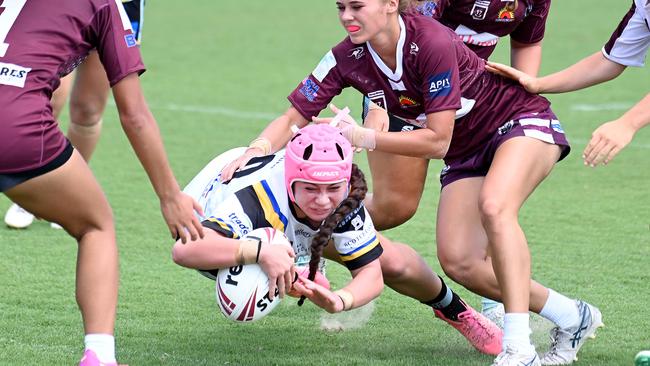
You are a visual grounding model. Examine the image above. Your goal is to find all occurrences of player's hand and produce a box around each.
[583,119,635,167]
[220,147,264,182]
[312,104,376,151]
[292,276,343,313]
[485,61,541,94]
[258,244,296,300]
[160,191,205,244]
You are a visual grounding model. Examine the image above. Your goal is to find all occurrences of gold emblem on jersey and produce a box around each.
[399,95,419,107]
[496,0,517,22]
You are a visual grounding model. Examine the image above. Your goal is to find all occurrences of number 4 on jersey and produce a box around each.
[0,0,27,57]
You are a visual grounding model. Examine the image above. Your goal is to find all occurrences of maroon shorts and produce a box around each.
[0,140,73,192]
[440,111,571,188]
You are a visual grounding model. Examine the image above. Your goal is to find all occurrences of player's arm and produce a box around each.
[487,52,626,94]
[111,73,204,243]
[293,258,383,313]
[510,39,543,76]
[337,109,455,159]
[583,92,650,167]
[172,226,295,298]
[220,107,308,181]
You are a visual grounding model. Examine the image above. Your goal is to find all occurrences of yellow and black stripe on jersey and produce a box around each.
[340,235,383,271]
[202,216,239,239]
[235,180,288,232]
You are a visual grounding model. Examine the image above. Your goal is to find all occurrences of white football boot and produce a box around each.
[4,203,35,229]
[540,301,604,365]
[492,345,541,366]
[482,300,505,329]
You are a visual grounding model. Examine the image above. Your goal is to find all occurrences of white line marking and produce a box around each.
[570,103,632,112]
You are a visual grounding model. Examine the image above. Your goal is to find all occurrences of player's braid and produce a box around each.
[297,164,367,306]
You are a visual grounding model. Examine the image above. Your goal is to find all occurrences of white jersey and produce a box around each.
[183,148,382,271]
[602,0,650,67]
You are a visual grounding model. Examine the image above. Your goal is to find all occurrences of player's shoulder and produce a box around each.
[334,204,370,234]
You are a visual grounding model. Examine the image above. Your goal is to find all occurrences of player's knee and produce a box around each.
[437,250,475,286]
[369,195,418,230]
[379,254,410,281]
[478,197,510,228]
[69,100,104,126]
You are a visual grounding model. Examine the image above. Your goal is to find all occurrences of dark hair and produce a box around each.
[297,164,368,306]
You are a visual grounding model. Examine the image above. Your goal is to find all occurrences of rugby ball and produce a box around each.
[215,228,291,322]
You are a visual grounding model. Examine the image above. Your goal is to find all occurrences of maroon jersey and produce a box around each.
[288,13,550,161]
[415,0,551,59]
[0,0,145,173]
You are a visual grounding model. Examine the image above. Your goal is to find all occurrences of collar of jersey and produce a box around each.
[366,15,406,82]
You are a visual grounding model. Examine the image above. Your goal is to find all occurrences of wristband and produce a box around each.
[248,137,272,155]
[334,289,354,311]
[236,239,262,265]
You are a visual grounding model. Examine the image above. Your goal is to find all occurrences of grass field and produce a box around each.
[1,1,649,365]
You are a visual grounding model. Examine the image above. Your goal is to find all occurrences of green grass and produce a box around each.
[1,1,649,364]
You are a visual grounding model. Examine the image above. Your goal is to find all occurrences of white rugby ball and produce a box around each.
[215,227,291,322]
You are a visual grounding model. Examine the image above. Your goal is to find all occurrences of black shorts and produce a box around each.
[122,0,146,42]
[0,141,74,192]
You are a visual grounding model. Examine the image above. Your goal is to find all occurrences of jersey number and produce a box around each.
[0,0,27,57]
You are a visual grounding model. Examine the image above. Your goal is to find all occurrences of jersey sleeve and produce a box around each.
[509,0,551,44]
[332,205,383,271]
[90,0,146,86]
[287,49,347,121]
[417,29,462,114]
[602,2,650,67]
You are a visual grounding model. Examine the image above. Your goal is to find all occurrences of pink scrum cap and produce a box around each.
[284,124,353,202]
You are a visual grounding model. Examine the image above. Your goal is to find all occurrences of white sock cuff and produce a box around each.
[84,333,116,364]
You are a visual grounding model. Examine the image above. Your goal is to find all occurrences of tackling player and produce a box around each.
[0,1,202,365]
[4,0,146,229]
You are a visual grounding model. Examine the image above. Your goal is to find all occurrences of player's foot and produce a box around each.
[78,350,117,366]
[50,222,63,229]
[540,300,604,365]
[491,345,541,366]
[482,300,505,329]
[4,203,35,229]
[434,302,503,355]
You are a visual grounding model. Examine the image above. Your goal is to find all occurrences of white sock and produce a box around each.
[503,313,534,352]
[84,334,116,364]
[539,288,579,329]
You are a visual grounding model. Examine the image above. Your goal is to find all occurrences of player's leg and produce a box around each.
[4,73,76,229]
[322,235,503,355]
[67,51,110,161]
[4,149,121,365]
[364,150,428,230]
[483,136,602,365]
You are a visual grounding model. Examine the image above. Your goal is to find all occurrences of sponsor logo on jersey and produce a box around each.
[124,33,137,47]
[312,50,337,82]
[470,0,490,20]
[299,78,320,102]
[409,42,420,56]
[367,90,387,109]
[416,1,438,17]
[228,212,250,235]
[497,120,515,135]
[0,62,31,88]
[399,95,419,108]
[551,121,564,133]
[427,71,452,99]
[496,1,517,22]
[348,46,365,60]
